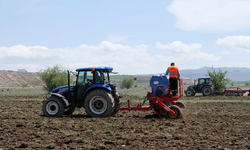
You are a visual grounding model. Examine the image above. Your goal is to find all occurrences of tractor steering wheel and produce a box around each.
[86,79,93,85]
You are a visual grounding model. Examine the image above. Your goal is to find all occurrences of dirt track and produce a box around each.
[1,96,250,149]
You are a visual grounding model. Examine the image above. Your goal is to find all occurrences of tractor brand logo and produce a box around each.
[58,88,67,94]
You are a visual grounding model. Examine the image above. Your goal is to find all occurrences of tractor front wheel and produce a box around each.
[42,97,65,117]
[84,90,115,117]
[166,105,182,119]
[202,86,212,96]
[185,89,194,97]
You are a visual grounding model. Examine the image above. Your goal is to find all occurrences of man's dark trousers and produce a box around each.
[170,78,178,96]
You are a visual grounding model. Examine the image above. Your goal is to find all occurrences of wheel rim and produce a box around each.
[239,92,243,96]
[89,96,107,114]
[46,101,59,115]
[169,108,178,119]
[186,91,192,96]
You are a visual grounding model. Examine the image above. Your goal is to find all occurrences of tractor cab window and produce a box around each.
[198,79,205,85]
[76,71,94,101]
[77,71,85,84]
[206,78,210,84]
[103,72,110,84]
[77,71,94,86]
[85,71,94,85]
[95,71,104,84]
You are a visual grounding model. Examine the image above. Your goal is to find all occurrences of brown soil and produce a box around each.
[1,96,250,149]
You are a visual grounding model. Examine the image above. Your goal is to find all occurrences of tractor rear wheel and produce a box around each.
[166,105,182,119]
[84,89,115,117]
[185,89,194,97]
[175,101,186,109]
[202,86,212,96]
[42,97,65,117]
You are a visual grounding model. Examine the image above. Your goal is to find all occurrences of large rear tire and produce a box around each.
[84,90,115,117]
[166,105,182,119]
[42,97,65,117]
[202,86,212,96]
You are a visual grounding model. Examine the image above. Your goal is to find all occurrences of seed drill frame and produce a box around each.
[119,75,184,119]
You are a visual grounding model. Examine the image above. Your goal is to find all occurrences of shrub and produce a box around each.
[245,82,250,86]
[121,77,134,89]
[206,67,231,93]
[231,82,234,86]
[39,65,73,92]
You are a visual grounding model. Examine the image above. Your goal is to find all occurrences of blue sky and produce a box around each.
[0,0,250,74]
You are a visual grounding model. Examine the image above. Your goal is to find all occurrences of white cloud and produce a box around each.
[0,41,155,74]
[216,36,250,53]
[155,41,220,61]
[0,41,223,74]
[155,41,201,53]
[167,0,250,31]
[0,45,51,58]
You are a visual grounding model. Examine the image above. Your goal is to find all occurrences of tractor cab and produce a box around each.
[185,77,213,96]
[196,77,211,92]
[75,67,113,103]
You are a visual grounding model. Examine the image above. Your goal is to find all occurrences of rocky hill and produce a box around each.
[0,70,45,87]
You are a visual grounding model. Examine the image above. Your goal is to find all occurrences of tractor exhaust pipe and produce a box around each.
[67,70,73,108]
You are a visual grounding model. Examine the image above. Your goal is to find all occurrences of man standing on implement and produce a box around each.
[165,62,180,96]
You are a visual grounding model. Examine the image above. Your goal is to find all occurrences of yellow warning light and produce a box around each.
[92,67,95,71]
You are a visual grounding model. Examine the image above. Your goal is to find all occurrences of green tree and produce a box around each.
[39,65,71,92]
[121,77,134,89]
[245,82,250,86]
[206,67,231,94]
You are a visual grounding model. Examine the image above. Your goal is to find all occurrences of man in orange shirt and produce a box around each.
[165,62,180,96]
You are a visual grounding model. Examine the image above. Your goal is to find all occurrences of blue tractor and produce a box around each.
[185,77,213,96]
[42,67,121,117]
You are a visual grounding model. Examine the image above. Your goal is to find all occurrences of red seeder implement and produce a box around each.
[119,76,185,119]
[225,87,250,96]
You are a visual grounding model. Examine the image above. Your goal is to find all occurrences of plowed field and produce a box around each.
[1,95,250,149]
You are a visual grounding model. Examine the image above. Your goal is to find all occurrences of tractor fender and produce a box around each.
[50,93,69,107]
[83,84,111,98]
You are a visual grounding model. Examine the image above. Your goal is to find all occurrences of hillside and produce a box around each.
[180,67,250,81]
[0,70,44,87]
